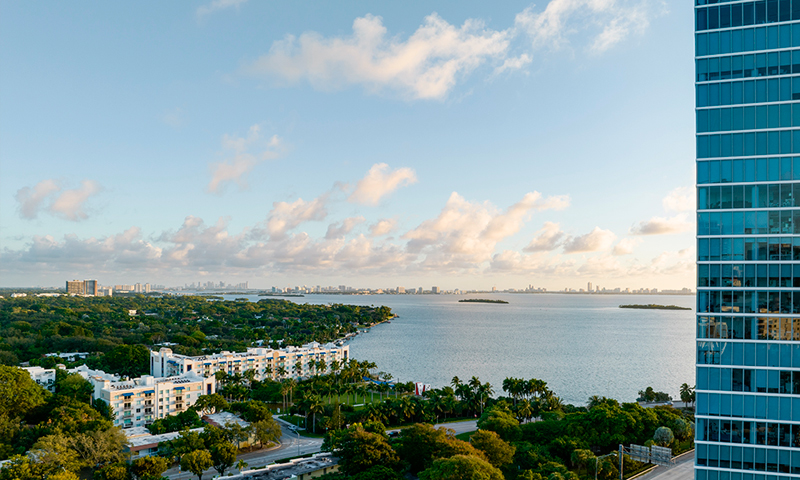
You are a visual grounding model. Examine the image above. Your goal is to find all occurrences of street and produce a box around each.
[164,417,323,479]
[163,418,478,479]
[632,451,694,480]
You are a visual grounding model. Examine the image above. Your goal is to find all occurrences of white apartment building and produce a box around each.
[150,342,350,383]
[21,366,56,392]
[91,372,215,430]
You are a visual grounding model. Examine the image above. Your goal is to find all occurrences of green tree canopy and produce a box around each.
[418,454,504,480]
[210,442,238,476]
[0,366,49,418]
[469,430,516,467]
[335,425,400,476]
[396,423,486,474]
[181,449,213,480]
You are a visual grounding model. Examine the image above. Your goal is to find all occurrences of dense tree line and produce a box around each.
[312,377,694,480]
[0,295,393,376]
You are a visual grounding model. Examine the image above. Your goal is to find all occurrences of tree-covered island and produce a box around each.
[458,299,509,304]
[618,304,692,310]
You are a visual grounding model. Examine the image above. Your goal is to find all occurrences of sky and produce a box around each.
[0,0,696,291]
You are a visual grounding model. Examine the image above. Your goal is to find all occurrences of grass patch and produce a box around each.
[455,430,476,442]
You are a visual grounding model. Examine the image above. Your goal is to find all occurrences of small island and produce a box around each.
[459,299,509,304]
[619,304,691,310]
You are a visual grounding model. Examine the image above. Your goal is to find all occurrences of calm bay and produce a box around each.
[218,292,695,406]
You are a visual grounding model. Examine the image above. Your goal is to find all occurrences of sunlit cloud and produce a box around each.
[15,179,103,222]
[207,125,284,194]
[244,13,512,100]
[348,163,417,205]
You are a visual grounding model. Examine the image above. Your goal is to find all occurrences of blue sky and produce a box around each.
[0,0,696,290]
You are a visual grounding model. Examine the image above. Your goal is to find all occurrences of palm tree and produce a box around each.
[243,369,257,387]
[365,403,387,424]
[287,378,298,405]
[293,360,303,379]
[276,365,288,379]
[308,394,324,433]
[680,383,695,407]
[517,399,534,424]
[280,381,290,412]
[357,383,369,405]
[215,370,229,386]
[399,395,416,422]
[451,376,462,391]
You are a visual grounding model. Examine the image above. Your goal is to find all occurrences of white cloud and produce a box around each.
[515,0,653,53]
[197,0,248,19]
[368,218,398,237]
[266,194,330,239]
[629,214,692,235]
[494,54,533,75]
[629,187,695,235]
[482,192,569,243]
[15,179,60,219]
[325,217,366,239]
[403,191,568,271]
[207,125,283,194]
[612,237,641,255]
[348,163,417,205]
[562,226,616,253]
[48,180,103,221]
[524,221,566,252]
[662,186,695,212]
[245,13,512,100]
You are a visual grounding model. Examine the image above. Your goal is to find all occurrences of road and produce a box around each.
[632,451,694,480]
[164,417,323,479]
[164,418,478,479]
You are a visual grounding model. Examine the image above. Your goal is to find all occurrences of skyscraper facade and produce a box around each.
[696,2,800,479]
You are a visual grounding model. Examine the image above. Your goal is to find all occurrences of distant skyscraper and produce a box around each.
[66,280,84,295]
[588,282,593,292]
[696,2,800,478]
[66,279,97,295]
[431,286,440,294]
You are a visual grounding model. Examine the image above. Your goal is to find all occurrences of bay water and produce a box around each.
[216,292,695,406]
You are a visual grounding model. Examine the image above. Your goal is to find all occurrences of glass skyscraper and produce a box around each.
[695,1,800,479]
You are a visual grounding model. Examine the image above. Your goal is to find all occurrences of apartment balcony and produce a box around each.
[175,396,183,402]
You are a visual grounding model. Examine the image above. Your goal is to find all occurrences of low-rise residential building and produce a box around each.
[203,412,256,448]
[124,426,204,460]
[21,366,56,392]
[66,364,120,383]
[227,453,339,480]
[90,372,215,430]
[150,342,349,383]
[45,352,89,362]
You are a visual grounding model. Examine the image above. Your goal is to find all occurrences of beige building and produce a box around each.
[65,279,98,296]
[88,372,215,430]
[150,342,350,383]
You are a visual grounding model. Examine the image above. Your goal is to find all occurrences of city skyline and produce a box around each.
[1,1,695,290]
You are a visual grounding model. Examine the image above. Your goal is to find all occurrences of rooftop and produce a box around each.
[125,427,204,450]
[224,453,337,480]
[203,412,249,429]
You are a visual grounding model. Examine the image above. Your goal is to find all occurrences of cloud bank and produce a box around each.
[243,1,658,99]
[15,179,102,221]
